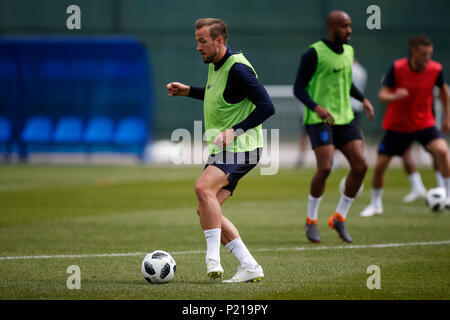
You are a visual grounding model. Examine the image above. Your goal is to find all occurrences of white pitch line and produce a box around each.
[1,240,449,261]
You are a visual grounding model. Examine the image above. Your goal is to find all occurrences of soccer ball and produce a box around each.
[339,177,364,196]
[141,250,176,284]
[425,187,446,212]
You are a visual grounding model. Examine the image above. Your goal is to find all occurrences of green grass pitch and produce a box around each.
[0,164,449,300]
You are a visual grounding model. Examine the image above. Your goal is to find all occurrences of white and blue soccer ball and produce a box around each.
[425,187,446,212]
[141,250,176,284]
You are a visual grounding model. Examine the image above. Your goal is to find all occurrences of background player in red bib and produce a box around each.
[361,34,450,217]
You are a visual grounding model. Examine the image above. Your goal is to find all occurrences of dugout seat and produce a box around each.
[0,117,12,160]
[114,117,147,144]
[53,116,84,143]
[113,117,147,160]
[21,116,52,143]
[84,116,114,143]
[0,117,11,142]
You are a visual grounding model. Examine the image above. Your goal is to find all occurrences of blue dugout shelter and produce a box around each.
[0,36,153,160]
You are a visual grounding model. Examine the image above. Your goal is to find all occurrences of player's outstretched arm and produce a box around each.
[378,86,408,103]
[166,82,190,97]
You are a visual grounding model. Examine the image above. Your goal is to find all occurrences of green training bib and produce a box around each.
[304,41,354,125]
[204,53,264,154]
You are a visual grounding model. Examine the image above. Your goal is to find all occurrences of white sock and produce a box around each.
[408,172,426,192]
[307,194,322,221]
[371,188,383,208]
[335,193,354,218]
[225,237,258,268]
[204,228,221,263]
[435,171,445,188]
[443,178,450,199]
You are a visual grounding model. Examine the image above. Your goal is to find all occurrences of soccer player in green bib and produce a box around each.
[167,18,275,282]
[294,11,374,243]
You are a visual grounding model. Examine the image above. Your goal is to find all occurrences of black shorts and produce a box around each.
[204,148,262,195]
[378,126,443,156]
[305,119,363,149]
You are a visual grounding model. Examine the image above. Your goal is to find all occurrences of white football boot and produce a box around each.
[206,259,224,280]
[360,203,383,217]
[223,264,264,283]
[403,188,427,203]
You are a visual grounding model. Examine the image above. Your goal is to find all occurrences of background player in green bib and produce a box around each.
[167,18,275,283]
[294,11,375,243]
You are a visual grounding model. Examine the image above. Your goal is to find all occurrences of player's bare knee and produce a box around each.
[194,181,214,202]
[194,180,205,197]
[317,165,332,177]
[435,147,449,160]
[429,149,446,166]
[433,152,444,162]
[353,160,368,177]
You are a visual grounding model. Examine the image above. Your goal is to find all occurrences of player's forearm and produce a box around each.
[293,48,318,110]
[293,86,318,110]
[350,83,365,102]
[188,86,205,100]
[439,84,449,118]
[232,102,275,135]
[378,87,397,103]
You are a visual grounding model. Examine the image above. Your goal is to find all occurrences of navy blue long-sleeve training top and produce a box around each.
[293,39,365,110]
[188,47,275,133]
